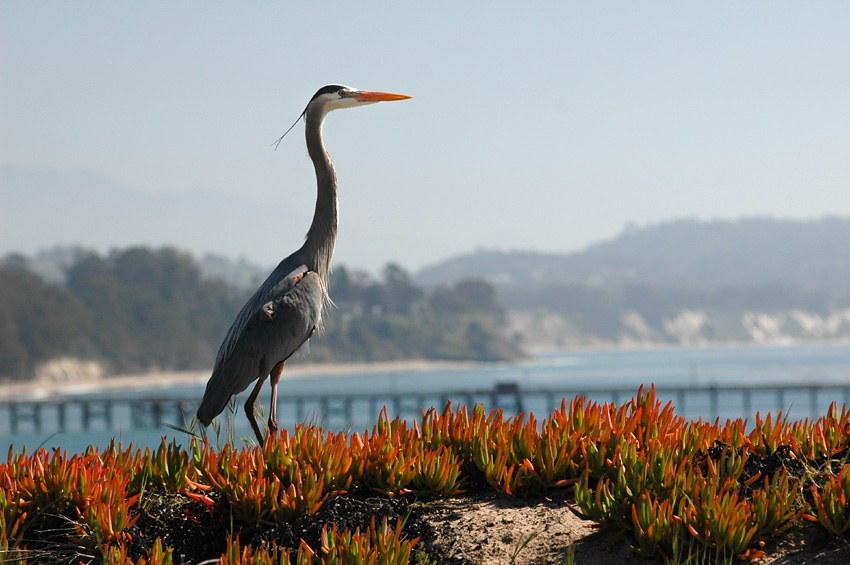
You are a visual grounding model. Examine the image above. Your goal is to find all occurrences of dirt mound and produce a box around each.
[118,489,850,565]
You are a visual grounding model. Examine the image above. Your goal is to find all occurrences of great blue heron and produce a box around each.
[196,84,412,442]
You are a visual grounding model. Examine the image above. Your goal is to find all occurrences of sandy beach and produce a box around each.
[0,359,489,400]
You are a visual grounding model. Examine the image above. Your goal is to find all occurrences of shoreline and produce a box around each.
[0,358,490,400]
[3,340,849,400]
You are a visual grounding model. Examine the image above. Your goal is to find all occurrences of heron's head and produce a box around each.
[308,84,412,114]
[273,85,411,150]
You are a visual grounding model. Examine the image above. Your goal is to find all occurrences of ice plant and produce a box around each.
[808,465,850,536]
[1,387,848,562]
[469,410,530,495]
[74,471,139,549]
[411,445,464,497]
[220,535,290,565]
[788,403,850,461]
[319,516,419,565]
[352,409,420,496]
[283,427,354,494]
[749,469,802,540]
[193,441,326,528]
[214,518,421,565]
[135,538,174,565]
[418,402,473,457]
[572,469,618,525]
[0,504,25,564]
[134,438,197,494]
[680,475,760,557]
[630,491,686,558]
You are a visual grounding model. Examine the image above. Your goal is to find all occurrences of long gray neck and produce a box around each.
[302,106,338,287]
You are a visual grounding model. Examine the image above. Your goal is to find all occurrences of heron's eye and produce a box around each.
[338,89,347,97]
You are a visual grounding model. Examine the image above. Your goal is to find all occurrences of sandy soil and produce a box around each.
[412,491,612,565]
[411,491,850,565]
[21,484,850,565]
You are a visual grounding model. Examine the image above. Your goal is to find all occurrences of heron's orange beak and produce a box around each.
[352,90,412,102]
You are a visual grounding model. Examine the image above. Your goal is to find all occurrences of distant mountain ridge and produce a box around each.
[414,217,850,291]
[411,217,850,351]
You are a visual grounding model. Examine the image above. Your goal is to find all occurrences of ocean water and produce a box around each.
[3,343,850,455]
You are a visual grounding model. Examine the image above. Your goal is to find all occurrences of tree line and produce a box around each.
[0,247,519,381]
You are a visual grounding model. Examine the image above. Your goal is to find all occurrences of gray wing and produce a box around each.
[213,252,310,369]
[197,255,325,425]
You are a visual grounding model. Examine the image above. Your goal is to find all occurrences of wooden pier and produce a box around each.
[1,381,849,438]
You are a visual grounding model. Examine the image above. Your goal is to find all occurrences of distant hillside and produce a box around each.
[18,245,271,291]
[0,249,518,381]
[414,217,850,291]
[415,218,850,350]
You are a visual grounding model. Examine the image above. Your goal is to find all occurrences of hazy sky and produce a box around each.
[2,2,849,273]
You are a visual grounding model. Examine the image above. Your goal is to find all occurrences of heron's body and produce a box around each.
[196,84,410,442]
[196,256,323,427]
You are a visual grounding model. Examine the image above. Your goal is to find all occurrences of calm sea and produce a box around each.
[3,343,850,455]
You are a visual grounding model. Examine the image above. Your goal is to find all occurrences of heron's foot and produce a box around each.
[262,301,276,320]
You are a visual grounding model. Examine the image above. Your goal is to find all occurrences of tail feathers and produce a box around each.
[196,394,226,427]
[196,356,259,426]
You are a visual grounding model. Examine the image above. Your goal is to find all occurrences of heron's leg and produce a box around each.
[244,376,267,444]
[267,361,285,435]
